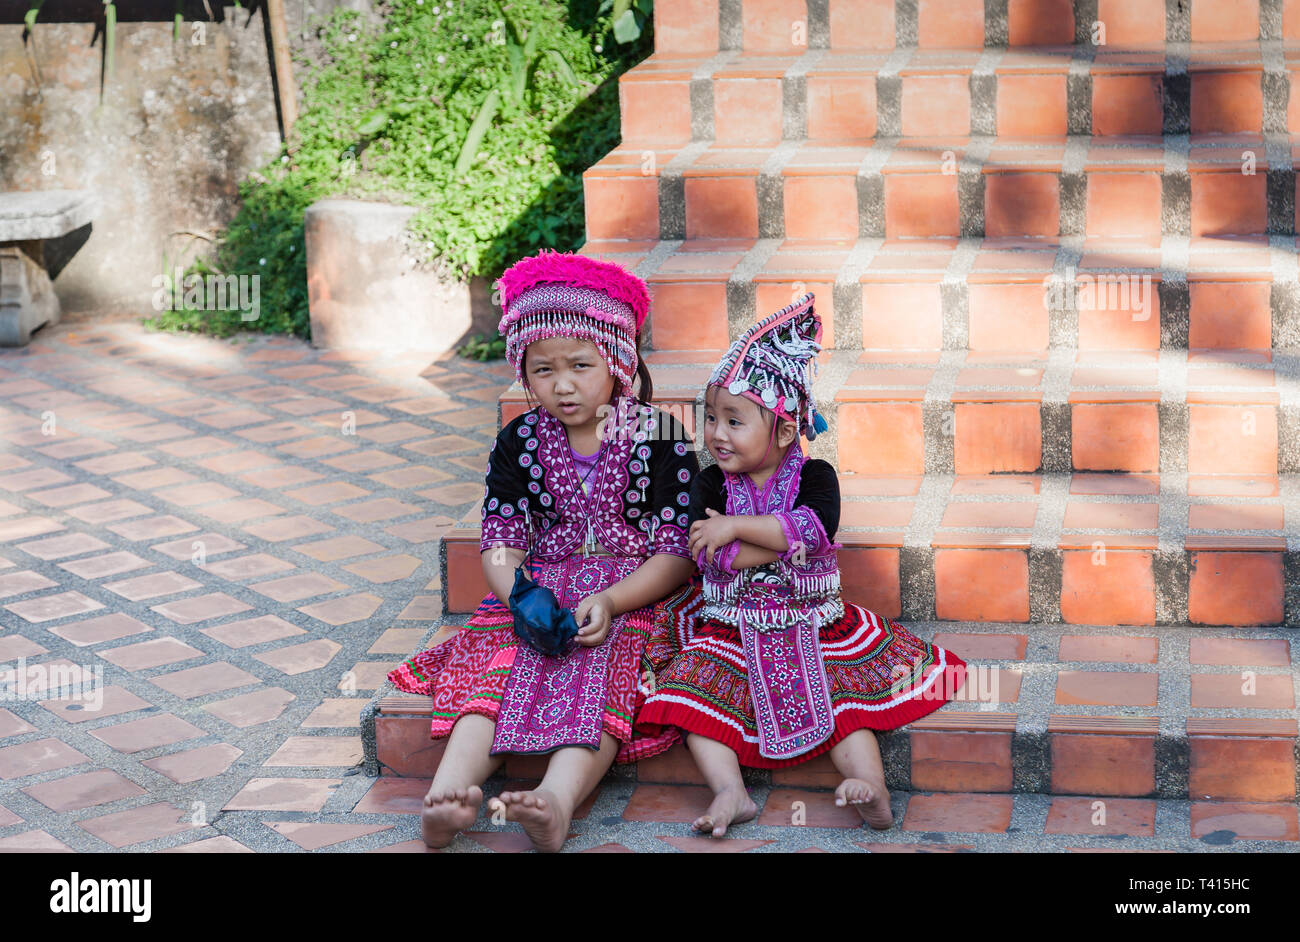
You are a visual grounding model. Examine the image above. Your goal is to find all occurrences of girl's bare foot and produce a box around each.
[692,785,758,838]
[490,789,569,853]
[421,785,483,848]
[835,777,893,830]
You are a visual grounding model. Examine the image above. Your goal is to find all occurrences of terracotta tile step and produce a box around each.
[832,358,1290,477]
[586,139,1297,242]
[619,44,1298,146]
[491,345,1294,477]
[366,687,1298,799]
[441,469,1300,626]
[577,235,1295,353]
[652,0,1300,55]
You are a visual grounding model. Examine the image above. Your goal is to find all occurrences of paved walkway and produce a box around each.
[0,318,505,852]
[0,318,1295,853]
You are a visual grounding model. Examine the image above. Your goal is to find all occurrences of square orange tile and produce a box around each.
[900,75,971,136]
[1059,634,1158,663]
[911,731,1014,792]
[1189,737,1296,801]
[1190,801,1298,841]
[1050,733,1155,796]
[934,548,1030,622]
[1044,796,1156,836]
[807,74,878,140]
[998,74,1068,136]
[901,793,1013,832]
[883,173,961,237]
[1055,670,1159,706]
[917,0,984,47]
[1092,74,1164,136]
[1187,550,1283,626]
[1189,672,1295,709]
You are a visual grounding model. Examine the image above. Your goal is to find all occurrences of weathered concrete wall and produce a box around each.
[0,1,373,317]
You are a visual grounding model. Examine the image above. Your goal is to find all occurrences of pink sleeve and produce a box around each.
[696,538,741,575]
[773,506,835,561]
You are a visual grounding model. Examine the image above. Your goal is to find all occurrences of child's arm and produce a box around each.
[694,461,841,567]
[600,554,696,617]
[690,510,789,562]
[573,545,696,647]
[730,541,782,568]
[707,461,842,560]
[481,544,527,605]
[727,514,792,553]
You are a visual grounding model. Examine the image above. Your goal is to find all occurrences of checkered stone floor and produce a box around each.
[1,319,1296,854]
[0,321,510,852]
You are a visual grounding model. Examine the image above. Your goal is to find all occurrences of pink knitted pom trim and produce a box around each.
[582,304,636,333]
[496,249,650,332]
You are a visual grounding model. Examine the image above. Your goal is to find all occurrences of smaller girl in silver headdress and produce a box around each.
[637,293,968,838]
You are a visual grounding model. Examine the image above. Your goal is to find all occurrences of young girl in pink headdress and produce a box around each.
[387,250,697,852]
[637,293,969,838]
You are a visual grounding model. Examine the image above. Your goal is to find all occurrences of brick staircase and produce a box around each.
[366,0,1300,824]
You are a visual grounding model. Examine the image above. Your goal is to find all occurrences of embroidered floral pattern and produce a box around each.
[775,505,833,561]
[479,397,696,561]
[695,445,845,631]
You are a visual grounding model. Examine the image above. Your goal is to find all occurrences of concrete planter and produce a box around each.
[304,198,494,355]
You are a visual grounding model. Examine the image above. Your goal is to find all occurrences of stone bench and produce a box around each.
[0,190,98,346]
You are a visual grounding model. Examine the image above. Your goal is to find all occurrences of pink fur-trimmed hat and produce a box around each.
[495,250,650,395]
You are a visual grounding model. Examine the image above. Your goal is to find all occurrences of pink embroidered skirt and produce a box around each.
[635,582,969,768]
[387,555,684,763]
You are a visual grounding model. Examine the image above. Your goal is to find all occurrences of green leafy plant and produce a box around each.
[24,0,44,34]
[148,0,653,343]
[22,0,45,88]
[104,2,115,78]
[601,0,653,45]
[457,332,507,361]
[455,88,500,176]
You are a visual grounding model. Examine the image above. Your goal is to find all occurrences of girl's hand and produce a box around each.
[689,508,736,565]
[573,591,615,647]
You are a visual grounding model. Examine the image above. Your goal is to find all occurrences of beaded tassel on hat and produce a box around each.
[708,292,828,440]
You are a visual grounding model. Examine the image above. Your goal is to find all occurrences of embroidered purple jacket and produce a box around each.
[480,397,699,562]
[687,446,845,631]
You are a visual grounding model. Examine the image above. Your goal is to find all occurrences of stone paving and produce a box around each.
[0,318,501,852]
[0,317,1297,853]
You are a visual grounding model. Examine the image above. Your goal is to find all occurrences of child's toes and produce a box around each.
[835,778,872,806]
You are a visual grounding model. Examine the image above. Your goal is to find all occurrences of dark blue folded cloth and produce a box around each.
[508,565,580,658]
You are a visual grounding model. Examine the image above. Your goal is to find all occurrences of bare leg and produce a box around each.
[421,713,503,848]
[829,729,893,829]
[490,732,619,852]
[686,733,758,838]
